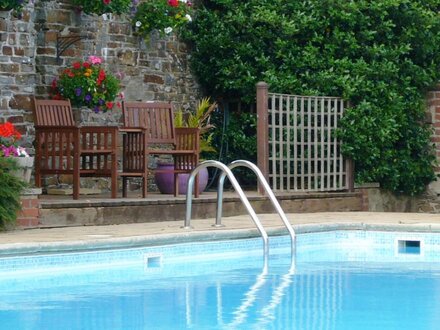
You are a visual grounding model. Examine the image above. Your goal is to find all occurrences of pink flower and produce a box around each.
[103,0,111,4]
[88,56,102,65]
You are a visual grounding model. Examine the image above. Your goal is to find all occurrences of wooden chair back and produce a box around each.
[120,101,201,197]
[122,101,176,145]
[33,99,75,127]
[33,98,118,199]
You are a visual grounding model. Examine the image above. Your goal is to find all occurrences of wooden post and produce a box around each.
[256,82,269,195]
[345,158,355,192]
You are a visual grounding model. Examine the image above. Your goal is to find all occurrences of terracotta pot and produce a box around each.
[155,163,208,194]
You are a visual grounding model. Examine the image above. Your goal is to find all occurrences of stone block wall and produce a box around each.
[1,1,200,192]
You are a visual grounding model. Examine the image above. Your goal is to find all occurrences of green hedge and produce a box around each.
[184,0,440,195]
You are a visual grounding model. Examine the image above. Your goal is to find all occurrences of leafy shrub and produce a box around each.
[183,0,440,195]
[0,157,26,229]
[209,109,258,186]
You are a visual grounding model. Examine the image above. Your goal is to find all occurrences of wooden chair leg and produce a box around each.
[194,174,200,198]
[122,177,128,198]
[73,173,80,200]
[142,174,147,198]
[174,173,179,197]
[111,154,117,199]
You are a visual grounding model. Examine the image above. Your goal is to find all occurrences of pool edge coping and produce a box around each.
[2,222,440,257]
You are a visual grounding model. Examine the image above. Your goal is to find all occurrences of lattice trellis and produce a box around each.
[267,93,350,192]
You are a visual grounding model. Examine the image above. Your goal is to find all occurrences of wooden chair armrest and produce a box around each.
[34,126,79,133]
[119,127,146,133]
[80,126,119,134]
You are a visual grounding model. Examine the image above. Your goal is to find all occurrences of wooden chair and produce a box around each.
[120,101,200,198]
[33,98,118,199]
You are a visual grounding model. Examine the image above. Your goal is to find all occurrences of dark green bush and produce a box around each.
[0,157,26,229]
[184,0,440,195]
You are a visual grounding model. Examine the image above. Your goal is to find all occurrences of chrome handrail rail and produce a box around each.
[216,160,296,258]
[183,160,269,256]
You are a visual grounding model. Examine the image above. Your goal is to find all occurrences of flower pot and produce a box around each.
[11,156,34,183]
[155,163,208,195]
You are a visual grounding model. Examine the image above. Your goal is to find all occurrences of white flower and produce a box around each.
[179,0,188,3]
[135,21,142,27]
[164,27,173,34]
[16,147,29,157]
[185,14,192,22]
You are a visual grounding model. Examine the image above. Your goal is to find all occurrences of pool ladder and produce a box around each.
[183,160,296,259]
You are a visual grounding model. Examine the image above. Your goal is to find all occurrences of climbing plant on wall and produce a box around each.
[183,0,440,195]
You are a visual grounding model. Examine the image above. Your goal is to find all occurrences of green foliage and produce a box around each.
[133,0,194,38]
[0,0,28,15]
[184,0,440,195]
[175,97,217,156]
[210,110,258,186]
[0,157,26,229]
[72,0,132,15]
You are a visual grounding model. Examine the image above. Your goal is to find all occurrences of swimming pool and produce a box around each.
[1,230,440,330]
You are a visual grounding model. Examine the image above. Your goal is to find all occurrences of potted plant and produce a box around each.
[50,55,122,113]
[132,0,193,38]
[0,121,33,183]
[155,97,217,194]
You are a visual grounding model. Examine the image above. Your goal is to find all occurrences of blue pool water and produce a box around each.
[1,230,440,329]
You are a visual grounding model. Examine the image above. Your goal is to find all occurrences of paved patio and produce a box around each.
[1,212,439,256]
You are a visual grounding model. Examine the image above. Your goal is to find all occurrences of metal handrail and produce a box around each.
[215,160,296,258]
[183,160,269,256]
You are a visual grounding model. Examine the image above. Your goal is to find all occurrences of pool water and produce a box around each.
[1,230,440,330]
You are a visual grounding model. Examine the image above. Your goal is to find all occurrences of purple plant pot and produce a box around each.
[154,163,209,195]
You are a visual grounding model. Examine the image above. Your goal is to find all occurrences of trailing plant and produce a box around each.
[0,157,26,229]
[51,56,122,112]
[71,0,133,15]
[183,0,440,195]
[133,0,193,38]
[0,0,28,15]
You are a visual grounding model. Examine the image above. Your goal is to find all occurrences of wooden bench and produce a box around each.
[120,101,200,198]
[33,98,118,199]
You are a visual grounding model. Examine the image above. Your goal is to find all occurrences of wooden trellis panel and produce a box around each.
[257,82,354,193]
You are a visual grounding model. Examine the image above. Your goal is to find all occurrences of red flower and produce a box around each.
[168,0,178,7]
[106,101,114,110]
[83,62,91,68]
[103,0,111,4]
[73,62,81,69]
[0,122,21,140]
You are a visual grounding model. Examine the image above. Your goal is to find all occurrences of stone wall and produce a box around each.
[1,0,200,150]
[0,1,200,192]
